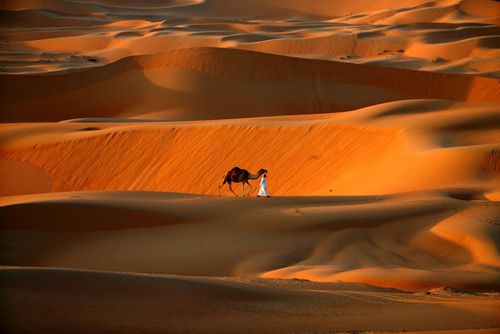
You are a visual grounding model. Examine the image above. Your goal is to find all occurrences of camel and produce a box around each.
[218,167,268,197]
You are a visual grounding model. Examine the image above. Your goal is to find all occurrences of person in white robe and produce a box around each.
[257,173,270,197]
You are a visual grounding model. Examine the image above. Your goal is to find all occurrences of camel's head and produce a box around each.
[259,168,268,175]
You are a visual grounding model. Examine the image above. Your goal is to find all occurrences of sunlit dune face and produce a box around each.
[0,0,499,77]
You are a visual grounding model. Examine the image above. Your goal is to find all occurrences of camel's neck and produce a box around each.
[248,172,263,180]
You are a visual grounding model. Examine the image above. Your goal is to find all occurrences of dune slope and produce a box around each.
[1,190,499,292]
[1,0,499,78]
[1,47,499,122]
[1,267,499,333]
[1,100,499,196]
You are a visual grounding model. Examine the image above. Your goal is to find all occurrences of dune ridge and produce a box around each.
[1,47,499,122]
[1,0,499,78]
[1,190,499,292]
[1,100,499,197]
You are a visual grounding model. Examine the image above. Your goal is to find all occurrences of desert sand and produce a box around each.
[1,0,499,333]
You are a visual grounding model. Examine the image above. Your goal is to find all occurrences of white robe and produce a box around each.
[257,175,269,197]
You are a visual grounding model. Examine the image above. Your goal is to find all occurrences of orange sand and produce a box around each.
[1,1,499,333]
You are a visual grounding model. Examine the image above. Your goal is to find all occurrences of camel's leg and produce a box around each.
[245,180,252,196]
[241,182,246,196]
[217,179,227,197]
[228,182,238,197]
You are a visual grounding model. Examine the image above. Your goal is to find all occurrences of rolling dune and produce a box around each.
[1,0,499,77]
[1,100,499,196]
[2,267,499,333]
[1,0,499,333]
[1,47,499,122]
[1,189,499,293]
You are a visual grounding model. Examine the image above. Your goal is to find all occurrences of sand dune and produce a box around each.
[1,190,499,292]
[1,47,499,122]
[1,266,499,333]
[1,0,499,333]
[1,100,499,196]
[0,158,52,196]
[1,0,499,78]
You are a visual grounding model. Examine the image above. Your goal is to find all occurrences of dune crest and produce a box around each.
[1,0,499,77]
[1,190,499,292]
[1,47,499,122]
[1,100,499,197]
